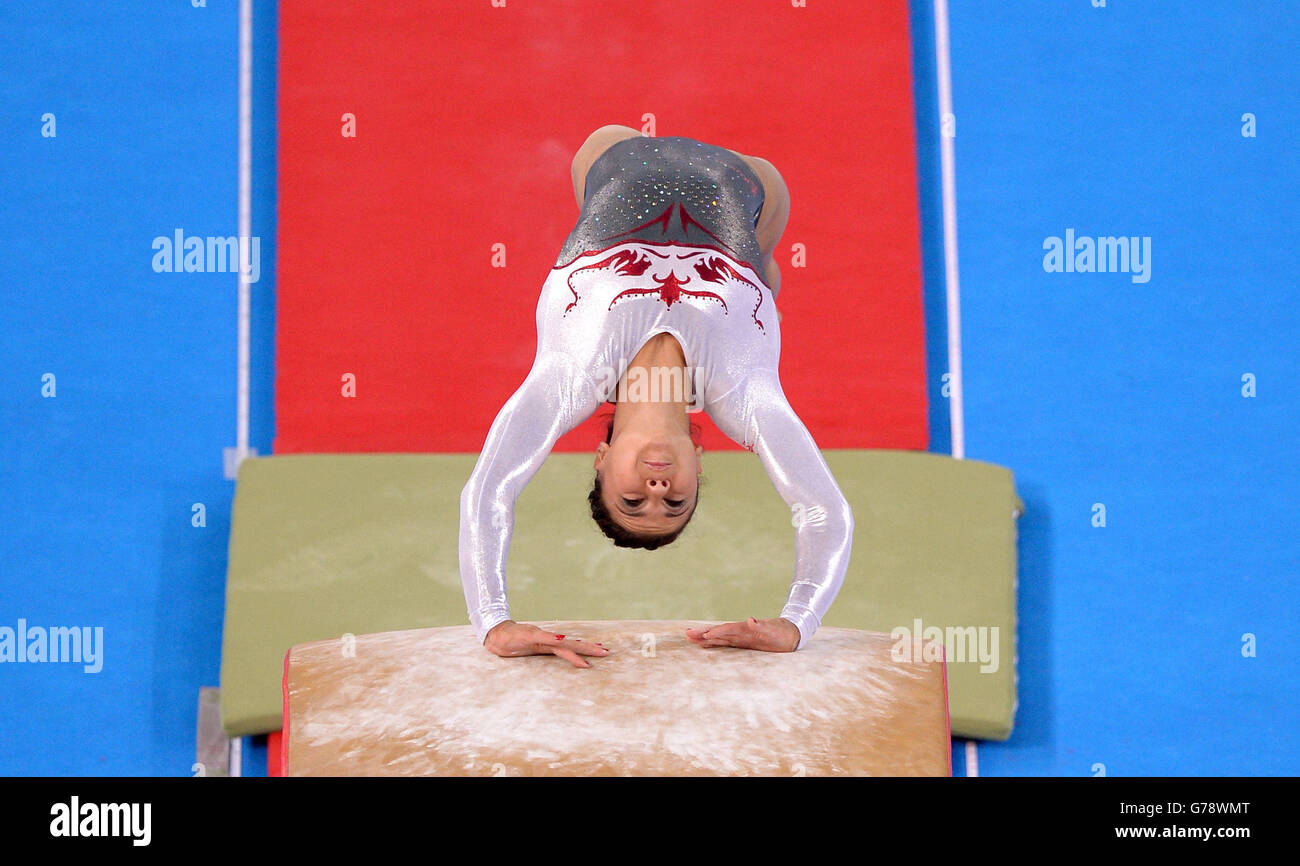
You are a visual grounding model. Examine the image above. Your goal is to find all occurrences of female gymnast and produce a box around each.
[460,125,854,667]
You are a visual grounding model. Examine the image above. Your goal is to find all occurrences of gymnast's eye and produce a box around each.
[621,497,642,509]
[665,498,685,509]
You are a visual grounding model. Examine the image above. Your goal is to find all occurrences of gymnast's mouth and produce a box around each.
[643,461,672,471]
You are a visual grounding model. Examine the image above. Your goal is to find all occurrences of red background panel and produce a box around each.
[274,0,927,454]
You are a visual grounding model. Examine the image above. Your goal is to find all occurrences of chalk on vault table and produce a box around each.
[282,620,951,776]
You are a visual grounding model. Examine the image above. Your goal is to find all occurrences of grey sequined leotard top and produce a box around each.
[556,135,767,273]
[460,135,853,651]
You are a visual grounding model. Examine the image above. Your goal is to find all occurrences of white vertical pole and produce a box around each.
[219,0,256,779]
[934,0,965,463]
[237,0,253,462]
[229,736,243,778]
[933,0,977,778]
[225,0,256,479]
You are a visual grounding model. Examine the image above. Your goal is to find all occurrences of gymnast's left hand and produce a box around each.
[685,617,800,653]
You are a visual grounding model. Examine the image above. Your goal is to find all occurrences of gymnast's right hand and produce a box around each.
[482,621,611,668]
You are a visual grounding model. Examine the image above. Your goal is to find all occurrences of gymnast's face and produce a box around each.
[594,430,703,535]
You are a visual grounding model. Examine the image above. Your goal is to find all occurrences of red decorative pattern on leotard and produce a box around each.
[562,241,765,333]
[563,248,652,315]
[601,202,739,258]
[693,254,766,333]
[606,269,727,313]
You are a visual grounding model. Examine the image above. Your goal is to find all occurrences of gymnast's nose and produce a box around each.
[646,477,671,492]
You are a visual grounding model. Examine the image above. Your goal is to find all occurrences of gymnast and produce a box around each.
[460,125,854,667]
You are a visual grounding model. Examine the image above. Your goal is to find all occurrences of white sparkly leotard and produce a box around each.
[459,136,854,650]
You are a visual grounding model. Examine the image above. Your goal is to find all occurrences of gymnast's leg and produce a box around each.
[741,154,791,300]
[571,124,643,210]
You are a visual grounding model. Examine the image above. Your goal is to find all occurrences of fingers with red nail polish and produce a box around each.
[482,622,608,668]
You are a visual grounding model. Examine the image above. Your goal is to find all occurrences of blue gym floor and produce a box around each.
[1,1,1295,776]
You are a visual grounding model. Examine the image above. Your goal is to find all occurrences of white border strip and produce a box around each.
[933,0,977,778]
[228,0,253,777]
[964,739,978,777]
[934,0,964,463]
[236,0,253,463]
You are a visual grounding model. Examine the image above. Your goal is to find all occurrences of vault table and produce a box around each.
[282,620,951,776]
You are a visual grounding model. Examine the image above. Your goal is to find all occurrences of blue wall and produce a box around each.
[919,0,1299,775]
[0,1,278,775]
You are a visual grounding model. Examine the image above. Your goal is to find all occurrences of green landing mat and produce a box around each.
[221,451,1021,740]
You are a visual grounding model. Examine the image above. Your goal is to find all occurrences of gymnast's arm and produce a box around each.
[742,370,855,650]
[458,350,601,645]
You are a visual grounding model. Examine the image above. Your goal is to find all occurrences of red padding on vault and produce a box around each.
[274,0,927,454]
